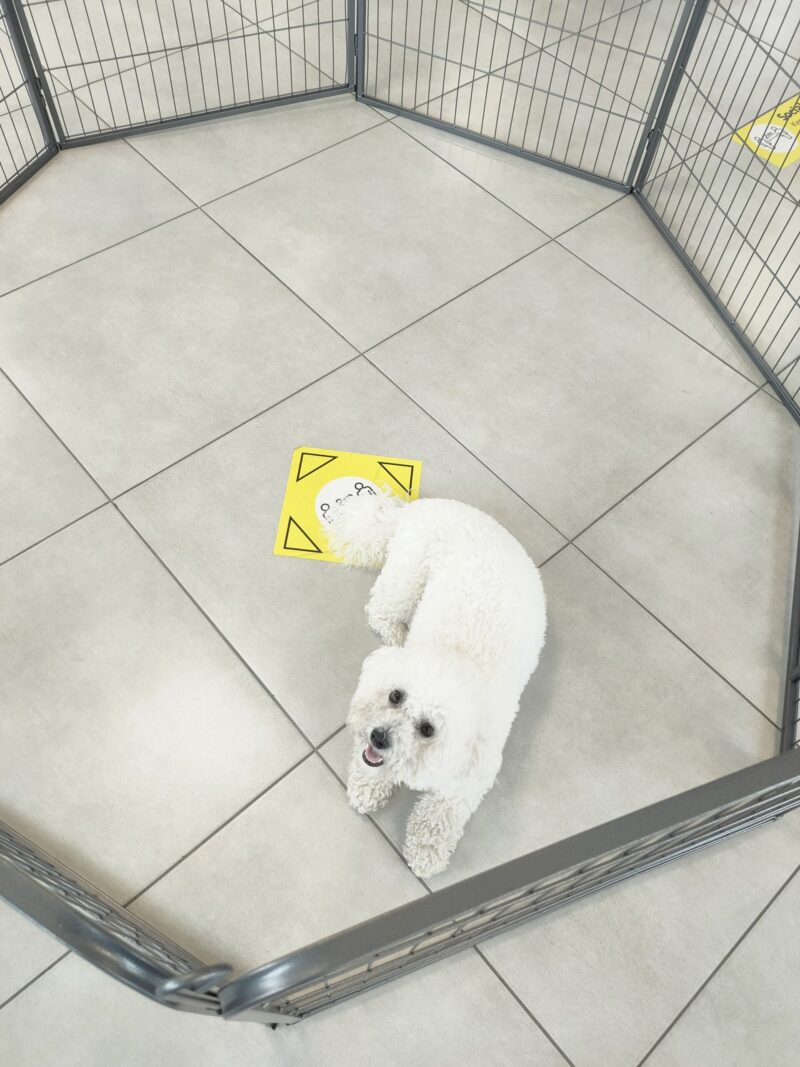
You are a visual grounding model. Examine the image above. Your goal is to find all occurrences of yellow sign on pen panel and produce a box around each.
[274,446,422,563]
[732,93,800,168]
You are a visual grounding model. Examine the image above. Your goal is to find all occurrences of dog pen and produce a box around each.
[1,0,799,1025]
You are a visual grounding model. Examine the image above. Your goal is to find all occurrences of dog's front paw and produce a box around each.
[347,770,395,815]
[403,794,466,878]
[403,835,452,879]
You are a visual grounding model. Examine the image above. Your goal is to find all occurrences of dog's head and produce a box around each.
[347,645,487,788]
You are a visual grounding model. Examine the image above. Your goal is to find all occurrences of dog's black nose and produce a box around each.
[370,727,390,750]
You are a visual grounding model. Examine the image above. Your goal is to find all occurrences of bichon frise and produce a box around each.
[327,493,546,878]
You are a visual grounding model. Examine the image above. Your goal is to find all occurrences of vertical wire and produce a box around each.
[472,0,503,135]
[266,0,283,96]
[505,0,552,144]
[533,0,584,155]
[130,0,164,125]
[678,5,797,296]
[90,0,134,126]
[655,10,739,239]
[684,0,791,268]
[583,0,651,177]
[216,0,238,107]
[249,0,266,99]
[165,0,193,113]
[0,40,32,163]
[650,5,731,223]
[619,0,681,178]
[695,13,797,288]
[413,0,431,109]
[152,0,180,117]
[57,0,96,132]
[451,0,475,127]
[115,0,153,124]
[481,0,523,138]
[399,0,410,107]
[316,0,322,89]
[564,0,620,171]
[437,0,458,120]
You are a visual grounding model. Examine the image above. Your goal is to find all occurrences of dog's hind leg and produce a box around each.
[366,532,428,646]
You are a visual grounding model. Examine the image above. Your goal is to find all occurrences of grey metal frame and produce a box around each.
[0,0,57,204]
[1,0,800,1029]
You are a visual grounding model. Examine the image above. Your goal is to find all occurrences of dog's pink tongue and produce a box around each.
[364,744,382,765]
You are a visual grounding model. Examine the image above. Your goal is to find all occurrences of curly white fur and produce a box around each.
[329,495,546,878]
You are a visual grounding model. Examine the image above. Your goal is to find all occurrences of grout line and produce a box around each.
[391,108,566,234]
[475,947,577,1067]
[203,175,536,359]
[124,750,318,905]
[0,952,70,1012]
[0,502,109,569]
[0,368,110,499]
[2,146,777,746]
[122,720,343,903]
[637,860,800,1065]
[570,384,763,542]
[573,543,782,729]
[363,354,570,544]
[4,334,341,795]
[361,190,634,360]
[315,741,576,1064]
[113,354,361,499]
[122,137,363,354]
[0,207,198,303]
[553,237,760,386]
[197,116,391,207]
[391,107,631,238]
[113,498,317,749]
[362,242,552,354]
[0,722,349,1013]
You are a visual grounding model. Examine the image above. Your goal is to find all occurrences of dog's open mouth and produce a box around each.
[362,744,384,767]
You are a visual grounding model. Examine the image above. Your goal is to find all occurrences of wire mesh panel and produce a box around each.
[357,0,693,185]
[0,0,56,201]
[637,0,800,416]
[0,819,235,1014]
[14,0,352,142]
[219,749,800,1021]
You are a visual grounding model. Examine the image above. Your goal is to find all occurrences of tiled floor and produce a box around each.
[2,7,800,1064]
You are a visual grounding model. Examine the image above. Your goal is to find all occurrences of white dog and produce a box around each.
[327,494,546,878]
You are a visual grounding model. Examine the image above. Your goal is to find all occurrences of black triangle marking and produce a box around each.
[296,451,338,482]
[283,516,323,553]
[378,461,415,496]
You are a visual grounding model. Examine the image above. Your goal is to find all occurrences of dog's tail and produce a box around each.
[326,489,407,568]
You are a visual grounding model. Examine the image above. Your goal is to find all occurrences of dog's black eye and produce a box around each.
[418,720,435,738]
[389,689,405,706]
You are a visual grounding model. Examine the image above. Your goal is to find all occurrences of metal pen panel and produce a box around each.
[13,0,353,142]
[0,0,56,203]
[0,820,234,1015]
[219,744,800,1021]
[636,0,800,423]
[357,0,693,186]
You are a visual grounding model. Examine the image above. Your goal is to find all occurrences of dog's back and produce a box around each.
[398,500,546,697]
[329,494,546,700]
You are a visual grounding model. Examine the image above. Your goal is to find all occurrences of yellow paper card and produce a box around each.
[732,93,800,168]
[274,446,422,563]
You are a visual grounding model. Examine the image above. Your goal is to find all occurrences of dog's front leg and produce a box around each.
[403,792,475,878]
[346,750,396,814]
[365,534,427,646]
